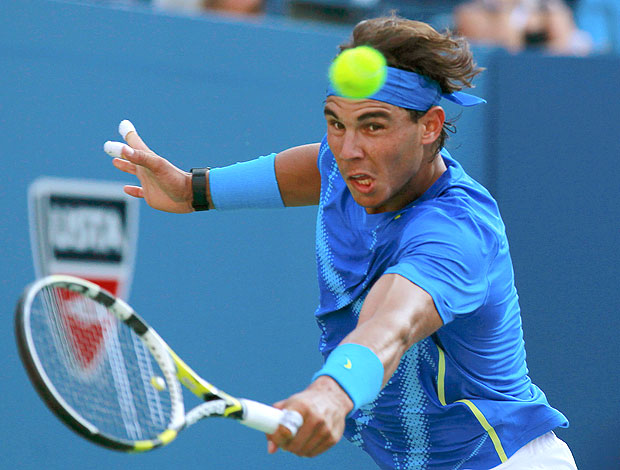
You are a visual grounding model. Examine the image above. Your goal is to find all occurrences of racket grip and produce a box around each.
[239,399,303,437]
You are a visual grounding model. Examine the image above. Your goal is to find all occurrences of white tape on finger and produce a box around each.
[240,399,303,437]
[103,141,132,158]
[119,120,136,139]
[279,410,303,437]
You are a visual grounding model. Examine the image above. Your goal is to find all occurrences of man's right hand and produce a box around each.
[105,120,195,213]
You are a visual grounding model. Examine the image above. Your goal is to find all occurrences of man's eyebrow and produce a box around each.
[323,107,391,122]
[357,111,391,122]
[324,107,338,119]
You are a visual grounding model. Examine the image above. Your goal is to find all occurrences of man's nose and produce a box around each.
[339,131,363,160]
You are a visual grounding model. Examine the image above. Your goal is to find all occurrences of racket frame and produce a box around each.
[16,274,301,453]
[17,275,192,451]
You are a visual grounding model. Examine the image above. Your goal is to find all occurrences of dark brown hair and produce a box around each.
[339,15,484,153]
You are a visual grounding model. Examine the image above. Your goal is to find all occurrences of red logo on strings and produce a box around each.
[56,285,113,372]
[63,311,105,369]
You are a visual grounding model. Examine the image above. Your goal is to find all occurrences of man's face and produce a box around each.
[324,96,435,214]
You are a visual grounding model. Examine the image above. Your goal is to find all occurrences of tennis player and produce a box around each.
[106,15,578,470]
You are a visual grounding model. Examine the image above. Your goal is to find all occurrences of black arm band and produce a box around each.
[190,167,210,211]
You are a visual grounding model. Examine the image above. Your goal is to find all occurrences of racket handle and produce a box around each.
[239,399,303,437]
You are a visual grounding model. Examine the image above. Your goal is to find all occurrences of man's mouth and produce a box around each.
[349,174,375,193]
[350,174,372,185]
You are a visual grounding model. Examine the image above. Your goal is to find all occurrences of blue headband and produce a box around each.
[327,66,486,110]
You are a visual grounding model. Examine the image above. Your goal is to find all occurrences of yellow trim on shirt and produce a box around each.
[437,346,447,406]
[435,343,508,463]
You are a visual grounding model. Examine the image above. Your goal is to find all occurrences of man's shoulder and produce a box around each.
[419,156,505,239]
[398,198,502,257]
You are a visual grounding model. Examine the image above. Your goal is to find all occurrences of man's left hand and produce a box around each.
[267,375,353,457]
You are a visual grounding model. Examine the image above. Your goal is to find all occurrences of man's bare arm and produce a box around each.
[267,273,443,457]
[108,121,321,211]
[274,143,321,207]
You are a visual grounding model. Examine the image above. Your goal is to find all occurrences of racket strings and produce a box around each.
[130,333,169,429]
[30,286,174,442]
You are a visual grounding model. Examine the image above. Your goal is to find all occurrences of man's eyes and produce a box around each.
[366,123,385,131]
[328,120,345,130]
[326,120,386,132]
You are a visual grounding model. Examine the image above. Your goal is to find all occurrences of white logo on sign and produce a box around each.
[47,206,123,254]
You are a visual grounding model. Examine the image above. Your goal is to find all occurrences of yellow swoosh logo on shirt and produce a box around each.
[344,358,352,369]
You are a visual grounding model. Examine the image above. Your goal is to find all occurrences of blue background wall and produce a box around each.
[489,53,620,468]
[1,1,618,469]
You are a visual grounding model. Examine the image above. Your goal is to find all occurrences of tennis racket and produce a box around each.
[15,274,302,452]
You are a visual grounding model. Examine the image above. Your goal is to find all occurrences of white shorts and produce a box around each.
[489,431,578,469]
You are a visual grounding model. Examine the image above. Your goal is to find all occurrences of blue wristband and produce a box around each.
[312,343,384,414]
[209,153,285,210]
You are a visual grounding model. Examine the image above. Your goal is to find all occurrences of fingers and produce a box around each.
[105,141,161,173]
[295,433,332,458]
[119,119,150,151]
[266,384,348,459]
[104,141,134,159]
[105,120,157,172]
[118,120,135,140]
[104,120,193,213]
[266,400,293,454]
[269,421,334,458]
[283,418,327,456]
[267,440,278,454]
[266,405,335,458]
[266,424,293,455]
[112,157,137,175]
[123,185,144,198]
[104,120,149,162]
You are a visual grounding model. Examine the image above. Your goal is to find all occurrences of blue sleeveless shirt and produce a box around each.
[314,136,568,469]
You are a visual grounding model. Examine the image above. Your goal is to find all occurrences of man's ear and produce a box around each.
[420,106,445,145]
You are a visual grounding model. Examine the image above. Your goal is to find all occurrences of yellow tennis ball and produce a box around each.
[150,376,166,391]
[329,46,387,99]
